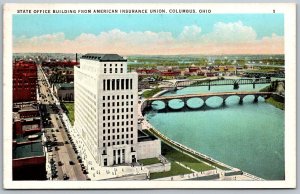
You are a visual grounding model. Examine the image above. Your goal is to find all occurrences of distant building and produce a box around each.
[160,66,181,77]
[53,83,74,101]
[13,60,37,103]
[74,53,160,167]
[12,104,46,180]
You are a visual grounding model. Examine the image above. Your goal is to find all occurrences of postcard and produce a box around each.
[2,3,296,189]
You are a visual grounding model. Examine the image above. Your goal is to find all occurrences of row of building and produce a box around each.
[12,60,46,180]
[135,64,239,77]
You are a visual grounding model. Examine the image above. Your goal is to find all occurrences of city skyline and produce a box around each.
[13,14,284,55]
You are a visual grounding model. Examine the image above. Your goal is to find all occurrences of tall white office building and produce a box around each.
[74,54,140,166]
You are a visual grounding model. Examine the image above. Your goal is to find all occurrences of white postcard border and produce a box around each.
[3,3,296,189]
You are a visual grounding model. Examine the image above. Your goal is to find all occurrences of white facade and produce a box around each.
[74,54,139,166]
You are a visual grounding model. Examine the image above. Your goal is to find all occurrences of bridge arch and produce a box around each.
[186,97,205,109]
[167,99,185,110]
[223,95,241,105]
[150,100,166,110]
[205,96,224,108]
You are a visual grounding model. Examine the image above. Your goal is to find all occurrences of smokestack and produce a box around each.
[75,53,78,63]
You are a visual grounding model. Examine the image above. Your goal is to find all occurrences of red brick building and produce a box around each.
[13,60,37,103]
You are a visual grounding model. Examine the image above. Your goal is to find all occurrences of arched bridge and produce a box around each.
[144,91,273,112]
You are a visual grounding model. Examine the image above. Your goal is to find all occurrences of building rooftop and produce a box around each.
[13,141,44,159]
[55,83,74,90]
[81,53,127,62]
[138,130,157,142]
[13,132,44,159]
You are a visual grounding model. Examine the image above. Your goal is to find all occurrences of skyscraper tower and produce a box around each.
[74,54,138,166]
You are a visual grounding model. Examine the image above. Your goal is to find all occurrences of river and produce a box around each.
[145,83,285,180]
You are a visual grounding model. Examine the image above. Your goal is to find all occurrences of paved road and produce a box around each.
[38,66,87,181]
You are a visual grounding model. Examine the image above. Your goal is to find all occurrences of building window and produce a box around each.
[115,68,118,73]
[107,79,110,90]
[104,68,107,73]
[121,68,123,73]
[121,79,124,89]
[126,79,129,89]
[116,79,120,90]
[103,143,105,147]
[103,96,105,100]
[112,79,115,90]
[110,68,112,73]
[103,80,106,91]
[130,79,132,89]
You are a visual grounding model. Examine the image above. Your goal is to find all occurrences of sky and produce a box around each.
[13,14,284,55]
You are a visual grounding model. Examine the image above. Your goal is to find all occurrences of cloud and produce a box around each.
[13,22,283,55]
[201,21,257,44]
[178,25,202,41]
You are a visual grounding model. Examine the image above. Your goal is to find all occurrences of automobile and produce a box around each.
[55,147,59,151]
[69,161,75,165]
[86,178,91,181]
[51,129,54,132]
[63,173,69,180]
[59,126,62,129]
[56,129,59,132]
[58,161,63,166]
[65,141,69,144]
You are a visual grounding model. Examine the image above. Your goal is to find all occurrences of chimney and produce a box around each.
[75,53,78,64]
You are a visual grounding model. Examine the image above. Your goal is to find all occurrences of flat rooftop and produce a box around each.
[13,132,44,159]
[138,130,157,142]
[13,141,44,159]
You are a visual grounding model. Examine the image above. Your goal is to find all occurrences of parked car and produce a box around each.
[63,173,69,180]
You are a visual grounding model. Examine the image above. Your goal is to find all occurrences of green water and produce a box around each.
[145,84,285,180]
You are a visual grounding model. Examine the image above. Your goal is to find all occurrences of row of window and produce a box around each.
[104,68,124,74]
[102,113,133,119]
[102,101,133,107]
[103,127,134,134]
[103,79,133,91]
[103,140,134,147]
[104,63,123,67]
[102,94,133,101]
[102,107,133,114]
[103,133,134,141]
[102,120,134,127]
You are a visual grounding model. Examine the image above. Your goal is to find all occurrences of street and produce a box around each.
[38,66,87,181]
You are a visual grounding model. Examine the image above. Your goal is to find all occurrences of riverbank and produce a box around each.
[259,82,285,110]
